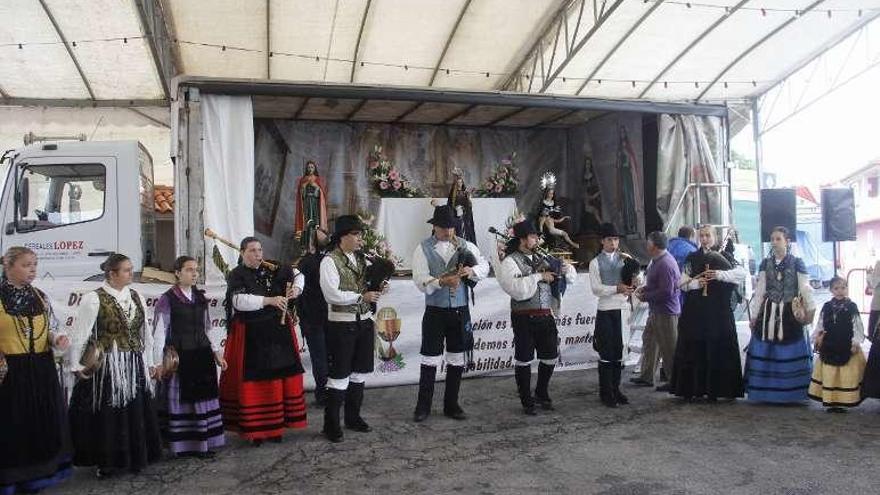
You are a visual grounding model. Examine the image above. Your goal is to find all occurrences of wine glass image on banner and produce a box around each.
[375,306,406,373]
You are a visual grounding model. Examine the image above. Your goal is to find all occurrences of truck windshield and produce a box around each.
[16,163,106,232]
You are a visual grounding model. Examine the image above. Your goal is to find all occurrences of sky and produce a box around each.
[731,64,880,188]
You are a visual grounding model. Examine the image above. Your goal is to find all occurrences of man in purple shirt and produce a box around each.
[632,231,681,391]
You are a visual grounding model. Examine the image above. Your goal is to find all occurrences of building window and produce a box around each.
[868,176,878,198]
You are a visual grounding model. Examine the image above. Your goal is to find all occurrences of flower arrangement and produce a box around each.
[357,210,403,268]
[367,145,427,198]
[475,152,519,197]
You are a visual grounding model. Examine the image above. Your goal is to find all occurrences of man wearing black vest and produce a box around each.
[411,205,489,423]
[497,220,576,415]
[297,228,330,406]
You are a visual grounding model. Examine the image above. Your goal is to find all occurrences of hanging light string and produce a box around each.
[0,34,782,90]
[644,0,878,17]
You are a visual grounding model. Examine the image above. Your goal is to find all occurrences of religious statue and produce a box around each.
[447,167,476,243]
[295,160,329,253]
[536,172,579,249]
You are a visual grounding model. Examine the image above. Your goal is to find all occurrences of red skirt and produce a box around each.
[219,320,307,441]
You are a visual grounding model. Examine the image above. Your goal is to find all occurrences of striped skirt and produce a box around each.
[159,374,225,454]
[808,350,866,408]
[744,337,812,403]
[219,321,307,441]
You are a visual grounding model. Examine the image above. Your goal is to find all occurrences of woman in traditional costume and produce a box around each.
[670,225,746,401]
[0,247,72,493]
[447,168,476,244]
[295,161,329,253]
[744,226,815,403]
[154,256,225,457]
[808,277,866,412]
[68,253,162,477]
[219,237,307,446]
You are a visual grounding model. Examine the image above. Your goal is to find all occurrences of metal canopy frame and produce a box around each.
[350,0,373,83]
[637,0,751,99]
[695,0,826,102]
[575,0,665,95]
[177,76,728,117]
[37,0,95,100]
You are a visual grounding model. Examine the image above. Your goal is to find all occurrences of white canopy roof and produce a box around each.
[2,0,880,106]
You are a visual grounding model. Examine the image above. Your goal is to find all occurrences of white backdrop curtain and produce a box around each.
[656,114,727,232]
[202,95,255,284]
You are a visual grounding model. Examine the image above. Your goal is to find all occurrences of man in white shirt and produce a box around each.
[588,223,636,407]
[319,215,384,443]
[411,205,489,422]
[497,220,576,415]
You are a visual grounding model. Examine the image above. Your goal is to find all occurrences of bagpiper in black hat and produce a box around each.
[427,204,461,230]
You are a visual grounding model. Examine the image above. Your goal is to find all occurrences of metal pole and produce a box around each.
[751,97,765,253]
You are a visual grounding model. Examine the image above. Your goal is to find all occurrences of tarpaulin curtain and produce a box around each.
[656,114,727,232]
[202,94,255,285]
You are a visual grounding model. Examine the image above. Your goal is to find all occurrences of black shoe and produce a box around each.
[443,365,467,421]
[251,439,264,447]
[535,396,555,411]
[345,417,372,432]
[95,467,117,479]
[413,364,437,423]
[629,377,653,387]
[198,450,217,459]
[655,384,671,392]
[268,435,283,443]
[443,405,467,420]
[615,392,629,405]
[522,403,538,416]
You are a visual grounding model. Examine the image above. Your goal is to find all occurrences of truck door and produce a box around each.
[1,156,118,279]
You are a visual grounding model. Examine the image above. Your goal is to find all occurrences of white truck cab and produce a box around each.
[0,140,156,280]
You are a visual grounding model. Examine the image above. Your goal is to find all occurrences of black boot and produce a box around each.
[344,382,371,432]
[534,362,555,411]
[613,363,628,405]
[598,363,617,408]
[413,365,436,422]
[515,365,537,415]
[443,365,467,420]
[322,388,345,443]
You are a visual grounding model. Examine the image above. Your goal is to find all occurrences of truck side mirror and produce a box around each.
[17,176,29,219]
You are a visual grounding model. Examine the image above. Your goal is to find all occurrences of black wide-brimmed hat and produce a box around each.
[334,215,365,237]
[427,205,460,229]
[513,220,538,239]
[599,222,620,239]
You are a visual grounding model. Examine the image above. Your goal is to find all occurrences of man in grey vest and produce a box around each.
[319,215,384,442]
[588,222,636,407]
[497,220,576,415]
[411,205,489,422]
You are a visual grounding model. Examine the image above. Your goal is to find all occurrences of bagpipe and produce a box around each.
[361,252,396,314]
[489,227,568,300]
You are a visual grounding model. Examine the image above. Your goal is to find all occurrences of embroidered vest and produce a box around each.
[94,288,145,352]
[421,237,468,308]
[508,251,556,312]
[328,248,371,315]
[597,252,624,286]
[762,256,800,304]
[0,300,50,355]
